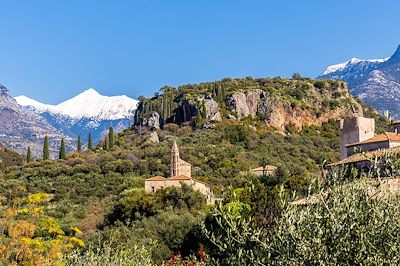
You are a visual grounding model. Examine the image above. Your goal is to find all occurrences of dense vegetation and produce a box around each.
[0,143,23,171]
[0,76,395,265]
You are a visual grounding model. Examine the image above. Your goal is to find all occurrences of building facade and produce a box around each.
[145,140,214,202]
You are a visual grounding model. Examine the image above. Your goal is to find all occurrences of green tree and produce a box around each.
[88,132,93,150]
[59,138,66,160]
[43,135,49,160]
[77,135,82,152]
[26,147,32,163]
[109,127,114,149]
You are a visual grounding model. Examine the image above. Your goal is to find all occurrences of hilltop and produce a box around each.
[135,77,370,132]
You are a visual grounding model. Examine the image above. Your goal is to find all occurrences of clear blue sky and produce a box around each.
[0,0,399,103]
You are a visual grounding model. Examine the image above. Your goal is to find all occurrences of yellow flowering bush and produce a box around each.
[0,192,84,265]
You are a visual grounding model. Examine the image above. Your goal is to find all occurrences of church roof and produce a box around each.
[169,175,191,181]
[346,132,400,147]
[146,176,166,181]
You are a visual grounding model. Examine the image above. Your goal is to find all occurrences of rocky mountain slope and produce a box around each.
[15,88,138,144]
[319,45,400,118]
[0,85,73,157]
[134,77,370,132]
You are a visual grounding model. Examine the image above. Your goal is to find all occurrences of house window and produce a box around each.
[152,186,155,193]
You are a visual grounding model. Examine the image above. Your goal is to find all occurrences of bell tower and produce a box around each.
[171,140,180,177]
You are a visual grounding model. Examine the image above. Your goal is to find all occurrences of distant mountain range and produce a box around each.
[0,85,138,157]
[319,45,400,118]
[0,85,72,158]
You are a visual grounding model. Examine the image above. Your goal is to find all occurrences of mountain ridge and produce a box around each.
[319,45,400,118]
[15,88,138,120]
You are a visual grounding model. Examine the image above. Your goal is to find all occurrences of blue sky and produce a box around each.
[0,0,399,103]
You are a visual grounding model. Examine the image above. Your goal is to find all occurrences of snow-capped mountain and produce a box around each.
[319,45,400,118]
[15,88,139,144]
[16,88,138,120]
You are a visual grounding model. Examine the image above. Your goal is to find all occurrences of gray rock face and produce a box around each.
[203,122,216,129]
[204,98,222,121]
[227,90,265,118]
[0,85,73,157]
[141,112,160,130]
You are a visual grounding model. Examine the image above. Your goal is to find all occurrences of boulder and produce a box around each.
[227,114,236,120]
[148,131,159,143]
[203,122,216,129]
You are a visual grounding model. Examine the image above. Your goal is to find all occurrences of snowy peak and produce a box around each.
[15,95,57,113]
[15,88,139,120]
[319,44,400,119]
[322,57,389,76]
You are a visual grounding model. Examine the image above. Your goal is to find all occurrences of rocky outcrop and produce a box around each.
[227,90,265,119]
[141,112,161,130]
[204,98,222,121]
[227,89,363,131]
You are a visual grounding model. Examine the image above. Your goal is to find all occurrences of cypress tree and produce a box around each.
[26,147,32,163]
[103,136,109,151]
[77,135,82,152]
[43,135,49,160]
[108,127,114,149]
[88,133,93,150]
[59,138,66,160]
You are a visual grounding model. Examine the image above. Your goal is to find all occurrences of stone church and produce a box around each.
[145,140,214,202]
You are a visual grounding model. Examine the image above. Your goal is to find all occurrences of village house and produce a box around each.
[249,165,277,177]
[329,116,400,169]
[145,140,214,203]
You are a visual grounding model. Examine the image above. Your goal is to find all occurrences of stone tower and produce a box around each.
[170,140,191,178]
[339,117,375,159]
[171,140,180,177]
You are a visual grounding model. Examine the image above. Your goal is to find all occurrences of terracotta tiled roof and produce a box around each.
[346,132,400,147]
[251,166,277,172]
[327,146,400,167]
[169,175,191,181]
[146,176,166,181]
[292,177,400,206]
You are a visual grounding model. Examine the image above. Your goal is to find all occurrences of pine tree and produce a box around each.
[43,135,49,160]
[59,138,66,160]
[108,127,114,149]
[88,133,93,150]
[77,135,82,152]
[26,147,32,163]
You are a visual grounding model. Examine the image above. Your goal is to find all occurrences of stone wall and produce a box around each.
[339,117,375,159]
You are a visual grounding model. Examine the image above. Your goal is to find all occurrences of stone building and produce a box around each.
[145,140,214,203]
[339,117,375,160]
[249,165,277,177]
[328,116,400,170]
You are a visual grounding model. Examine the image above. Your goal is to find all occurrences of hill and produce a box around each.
[0,76,390,263]
[0,142,23,170]
[135,77,368,131]
[319,44,400,118]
